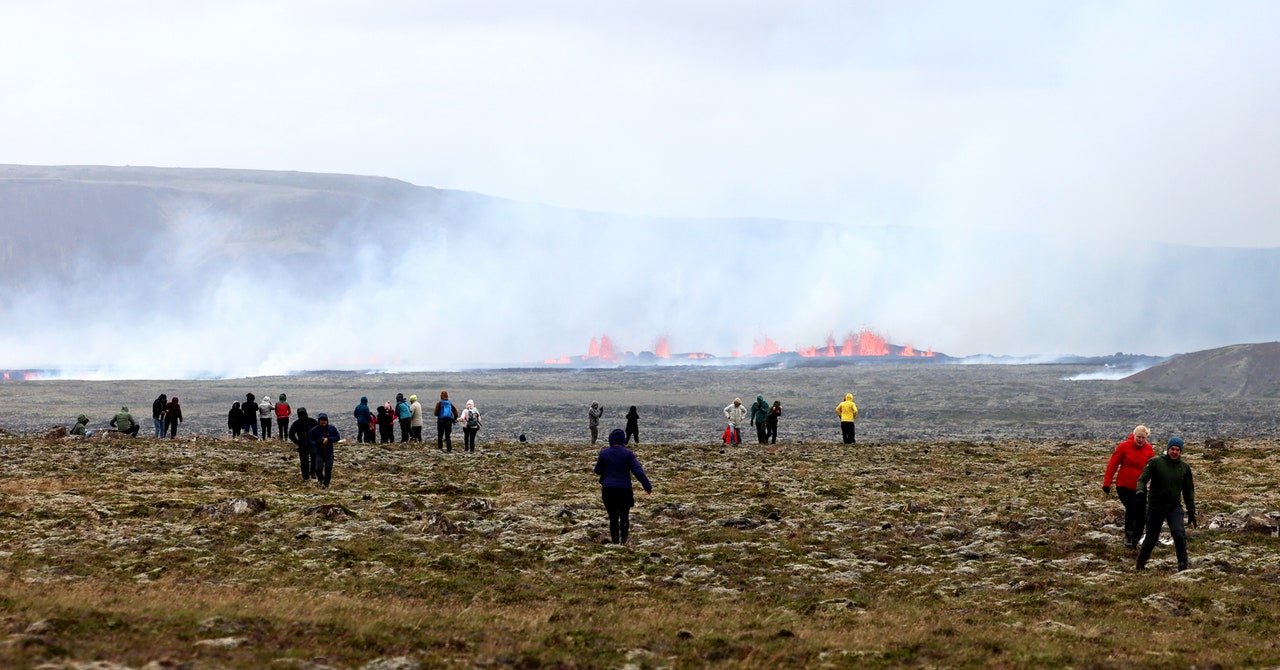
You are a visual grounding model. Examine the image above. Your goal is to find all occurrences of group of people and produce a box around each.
[227,393,291,440]
[715,393,856,446]
[1102,425,1197,570]
[587,403,641,446]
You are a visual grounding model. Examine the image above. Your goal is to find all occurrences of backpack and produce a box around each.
[439,399,454,421]
[465,409,480,429]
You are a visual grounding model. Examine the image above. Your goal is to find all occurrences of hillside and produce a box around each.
[1124,342,1280,397]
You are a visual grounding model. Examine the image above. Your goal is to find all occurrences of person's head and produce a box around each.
[77,414,89,424]
[733,398,742,406]
[396,393,405,403]
[772,401,781,408]
[845,393,854,402]
[360,396,368,404]
[171,396,178,403]
[757,395,764,403]
[158,394,167,401]
[317,413,329,425]
[246,392,255,402]
[440,390,449,400]
[279,393,287,402]
[232,401,240,410]
[120,406,128,412]
[590,401,599,409]
[409,394,417,403]
[466,399,475,409]
[608,428,627,447]
[1133,425,1150,445]
[1167,436,1184,459]
[629,405,637,412]
[297,407,308,419]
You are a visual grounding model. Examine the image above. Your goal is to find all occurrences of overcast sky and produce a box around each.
[2,1,1278,247]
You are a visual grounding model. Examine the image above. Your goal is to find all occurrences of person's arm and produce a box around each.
[1102,446,1123,492]
[1136,460,1154,495]
[593,452,606,476]
[1184,468,1196,526]
[631,454,653,493]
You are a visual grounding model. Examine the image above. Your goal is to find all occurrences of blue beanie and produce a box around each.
[1168,436,1184,449]
[317,413,329,421]
[608,428,627,447]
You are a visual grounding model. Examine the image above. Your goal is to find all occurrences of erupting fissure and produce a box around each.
[543,329,935,366]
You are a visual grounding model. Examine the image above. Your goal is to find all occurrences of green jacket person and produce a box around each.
[1136,436,1196,571]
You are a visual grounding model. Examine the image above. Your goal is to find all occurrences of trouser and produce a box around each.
[357,423,375,443]
[231,426,241,438]
[626,426,639,444]
[411,425,423,442]
[755,421,768,444]
[246,420,258,437]
[379,423,393,443]
[119,425,140,437]
[260,418,273,439]
[400,418,412,442]
[729,426,741,445]
[153,417,165,438]
[840,421,856,444]
[1117,486,1147,543]
[277,418,289,440]
[463,427,478,451]
[602,486,635,544]
[765,420,778,444]
[590,425,599,444]
[437,420,453,451]
[1137,505,1188,570]
[165,418,179,438]
[296,446,313,479]
[315,443,334,487]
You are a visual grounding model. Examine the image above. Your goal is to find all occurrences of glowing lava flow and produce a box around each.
[540,328,934,365]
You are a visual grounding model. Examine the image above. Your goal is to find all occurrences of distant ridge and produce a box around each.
[1124,342,1280,397]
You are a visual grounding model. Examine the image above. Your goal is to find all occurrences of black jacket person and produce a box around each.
[288,408,319,481]
[1136,436,1196,571]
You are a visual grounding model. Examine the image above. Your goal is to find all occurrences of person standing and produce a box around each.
[164,396,183,438]
[228,402,242,438]
[460,399,482,452]
[434,391,457,452]
[354,396,375,444]
[624,405,641,445]
[588,402,604,444]
[750,395,770,445]
[275,394,291,441]
[1103,425,1156,549]
[594,428,653,545]
[836,393,859,444]
[410,394,425,443]
[308,413,340,488]
[395,393,412,442]
[1136,437,1197,571]
[258,393,275,439]
[765,401,782,444]
[243,393,258,438]
[288,407,319,481]
[110,406,140,437]
[723,398,747,446]
[377,403,395,443]
[151,394,168,438]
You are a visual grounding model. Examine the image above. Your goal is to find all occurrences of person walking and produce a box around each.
[594,428,653,545]
[164,396,183,438]
[410,394,425,443]
[151,394,168,438]
[275,394,291,440]
[459,399,482,452]
[258,393,275,439]
[723,398,747,446]
[354,396,375,444]
[110,406,140,437]
[1136,437,1197,571]
[750,395,770,445]
[765,401,782,444]
[228,402,242,438]
[288,407,319,481]
[243,393,258,438]
[1103,425,1156,549]
[588,402,604,444]
[434,391,457,452]
[624,405,641,445]
[308,412,340,488]
[836,393,859,444]
[377,403,395,443]
[395,393,412,442]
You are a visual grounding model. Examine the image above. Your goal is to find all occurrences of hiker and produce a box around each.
[395,393,412,442]
[625,405,641,445]
[164,396,183,438]
[275,394,291,440]
[434,391,458,452]
[460,399,482,452]
[307,412,340,488]
[354,396,375,444]
[228,402,242,438]
[836,393,858,444]
[723,398,747,446]
[1136,436,1197,571]
[243,393,258,437]
[70,414,90,437]
[409,394,424,442]
[110,406,139,437]
[1103,425,1156,549]
[258,393,275,439]
[594,428,653,545]
[750,395,770,445]
[766,401,782,444]
[377,403,395,443]
[588,402,604,444]
[289,407,319,481]
[151,394,168,438]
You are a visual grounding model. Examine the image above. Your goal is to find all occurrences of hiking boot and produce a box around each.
[1178,563,1188,571]
[1124,539,1136,550]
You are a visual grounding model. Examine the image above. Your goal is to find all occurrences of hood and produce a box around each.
[297,408,308,419]
[120,406,129,412]
[409,394,418,403]
[360,396,368,405]
[845,393,854,402]
[757,395,765,404]
[608,428,627,447]
[76,414,88,424]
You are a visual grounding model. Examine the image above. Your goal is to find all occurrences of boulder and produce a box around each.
[193,498,267,518]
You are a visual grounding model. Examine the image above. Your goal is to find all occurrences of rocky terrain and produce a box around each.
[2,364,1279,668]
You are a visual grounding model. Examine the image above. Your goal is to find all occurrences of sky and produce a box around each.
[2,0,1279,248]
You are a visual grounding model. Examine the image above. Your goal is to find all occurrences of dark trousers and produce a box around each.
[1137,505,1188,569]
[411,425,423,442]
[765,419,778,444]
[1117,486,1147,543]
[437,420,453,451]
[626,425,639,445]
[602,486,635,544]
[231,426,241,438]
[297,446,313,480]
[399,418,411,442]
[260,418,273,439]
[840,422,856,444]
[165,418,179,438]
[277,418,289,440]
[590,426,599,444]
[245,420,257,437]
[755,422,768,444]
[118,424,140,437]
[357,423,375,443]
[314,443,334,487]
[463,427,478,452]
[379,422,393,443]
